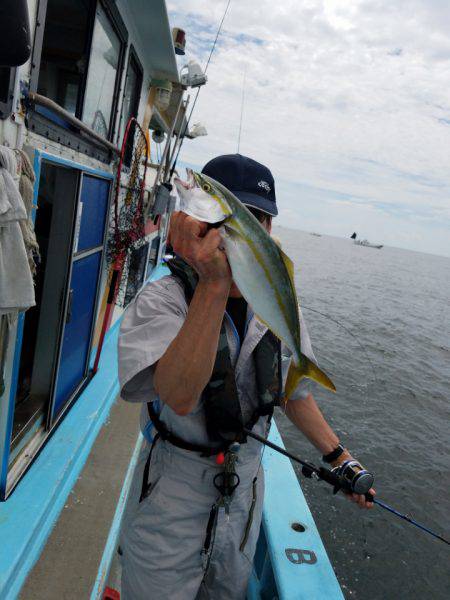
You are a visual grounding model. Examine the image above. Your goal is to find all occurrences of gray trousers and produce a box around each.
[120,438,264,600]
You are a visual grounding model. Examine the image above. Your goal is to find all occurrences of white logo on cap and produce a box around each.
[258,180,271,193]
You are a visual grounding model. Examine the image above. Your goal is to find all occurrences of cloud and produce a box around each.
[167,0,450,257]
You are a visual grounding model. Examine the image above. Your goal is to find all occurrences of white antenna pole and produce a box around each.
[237,67,247,153]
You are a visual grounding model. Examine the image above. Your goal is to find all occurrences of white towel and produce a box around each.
[0,145,35,313]
[0,147,26,223]
[15,149,40,275]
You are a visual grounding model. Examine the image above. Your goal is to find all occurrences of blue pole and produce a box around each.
[373,499,450,546]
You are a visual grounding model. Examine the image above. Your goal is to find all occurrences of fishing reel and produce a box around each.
[332,459,375,497]
[302,458,374,500]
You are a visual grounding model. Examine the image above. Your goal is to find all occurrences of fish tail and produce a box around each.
[285,357,336,399]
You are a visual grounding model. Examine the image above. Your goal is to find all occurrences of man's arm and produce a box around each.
[285,393,375,508]
[153,212,231,416]
[284,393,341,456]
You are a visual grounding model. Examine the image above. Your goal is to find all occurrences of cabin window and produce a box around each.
[118,47,143,149]
[33,0,127,141]
[36,0,95,117]
[82,2,127,139]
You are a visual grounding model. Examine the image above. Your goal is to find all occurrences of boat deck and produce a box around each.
[20,398,141,599]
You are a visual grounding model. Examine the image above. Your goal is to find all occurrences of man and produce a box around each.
[118,154,374,600]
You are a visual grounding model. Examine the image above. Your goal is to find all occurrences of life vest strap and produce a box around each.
[147,402,229,457]
[147,401,277,457]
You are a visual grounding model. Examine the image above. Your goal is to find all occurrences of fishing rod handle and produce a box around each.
[244,428,376,501]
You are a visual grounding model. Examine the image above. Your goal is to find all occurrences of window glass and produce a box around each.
[37,0,92,116]
[83,4,121,138]
[119,54,142,144]
[125,243,149,306]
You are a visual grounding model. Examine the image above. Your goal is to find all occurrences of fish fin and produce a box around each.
[280,248,295,284]
[285,357,336,399]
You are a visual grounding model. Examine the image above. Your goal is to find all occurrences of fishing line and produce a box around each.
[300,304,377,384]
[169,0,233,179]
[204,0,232,74]
[237,66,247,153]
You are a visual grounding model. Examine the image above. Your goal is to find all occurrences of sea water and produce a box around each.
[273,226,450,600]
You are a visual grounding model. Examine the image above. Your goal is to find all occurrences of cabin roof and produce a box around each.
[126,0,179,83]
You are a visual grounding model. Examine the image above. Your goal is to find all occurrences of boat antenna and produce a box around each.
[244,428,450,547]
[169,0,232,179]
[237,66,247,153]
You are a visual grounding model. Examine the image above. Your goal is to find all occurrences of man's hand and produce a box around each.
[284,396,375,509]
[154,212,232,416]
[331,451,375,509]
[169,212,231,287]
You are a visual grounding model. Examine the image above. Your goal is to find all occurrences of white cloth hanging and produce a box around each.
[0,146,35,314]
[15,149,39,275]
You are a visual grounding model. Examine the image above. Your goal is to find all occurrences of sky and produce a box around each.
[167,0,450,257]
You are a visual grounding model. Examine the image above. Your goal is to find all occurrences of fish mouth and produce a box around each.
[173,168,232,223]
[173,169,194,190]
[173,177,190,190]
[174,169,197,192]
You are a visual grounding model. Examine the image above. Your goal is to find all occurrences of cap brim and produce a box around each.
[232,190,278,216]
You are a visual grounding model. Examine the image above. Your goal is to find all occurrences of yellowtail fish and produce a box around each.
[174,170,336,397]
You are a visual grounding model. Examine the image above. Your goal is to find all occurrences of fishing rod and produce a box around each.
[244,428,450,547]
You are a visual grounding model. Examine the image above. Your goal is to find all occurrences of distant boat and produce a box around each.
[310,232,322,237]
[354,239,383,249]
[350,232,383,249]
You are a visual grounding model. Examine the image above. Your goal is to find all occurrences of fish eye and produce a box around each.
[202,182,212,193]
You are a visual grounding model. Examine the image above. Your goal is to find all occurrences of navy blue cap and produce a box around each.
[201,153,278,216]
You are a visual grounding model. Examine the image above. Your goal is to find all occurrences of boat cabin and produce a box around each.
[0,0,192,503]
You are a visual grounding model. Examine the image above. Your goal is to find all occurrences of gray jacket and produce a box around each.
[118,275,315,461]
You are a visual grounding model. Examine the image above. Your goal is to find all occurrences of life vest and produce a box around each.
[147,256,282,455]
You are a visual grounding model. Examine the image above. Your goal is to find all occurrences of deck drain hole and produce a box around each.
[291,522,306,532]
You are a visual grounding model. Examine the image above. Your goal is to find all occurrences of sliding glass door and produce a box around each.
[51,175,109,421]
